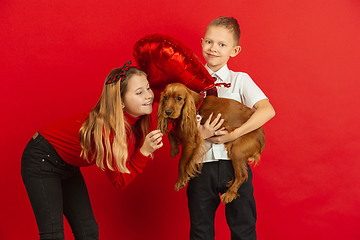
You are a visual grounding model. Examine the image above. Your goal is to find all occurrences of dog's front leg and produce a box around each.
[168,129,180,158]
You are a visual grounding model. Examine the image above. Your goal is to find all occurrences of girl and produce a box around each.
[21,61,163,240]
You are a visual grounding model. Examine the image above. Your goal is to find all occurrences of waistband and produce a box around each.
[30,131,79,170]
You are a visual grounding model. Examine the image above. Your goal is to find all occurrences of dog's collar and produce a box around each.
[196,91,206,110]
[196,91,206,122]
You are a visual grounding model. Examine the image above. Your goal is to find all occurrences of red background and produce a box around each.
[1,0,360,239]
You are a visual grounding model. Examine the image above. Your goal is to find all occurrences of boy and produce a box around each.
[189,17,275,240]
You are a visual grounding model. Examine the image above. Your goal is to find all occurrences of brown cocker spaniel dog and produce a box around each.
[157,83,265,203]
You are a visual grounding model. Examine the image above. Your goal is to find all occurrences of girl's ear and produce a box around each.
[230,45,241,57]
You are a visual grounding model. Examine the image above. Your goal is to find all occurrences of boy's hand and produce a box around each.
[207,129,235,144]
[197,113,224,140]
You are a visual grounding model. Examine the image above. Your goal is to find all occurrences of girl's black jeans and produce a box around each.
[21,133,99,240]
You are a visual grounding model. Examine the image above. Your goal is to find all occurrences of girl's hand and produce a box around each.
[140,130,163,157]
[197,113,225,140]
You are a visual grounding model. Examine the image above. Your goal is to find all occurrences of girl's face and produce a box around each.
[123,74,154,118]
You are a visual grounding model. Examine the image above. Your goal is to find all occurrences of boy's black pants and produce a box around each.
[187,160,257,240]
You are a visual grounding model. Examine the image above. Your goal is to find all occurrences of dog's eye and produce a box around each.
[177,97,182,101]
[163,96,167,100]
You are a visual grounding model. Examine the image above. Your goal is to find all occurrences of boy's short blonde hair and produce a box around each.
[207,16,241,46]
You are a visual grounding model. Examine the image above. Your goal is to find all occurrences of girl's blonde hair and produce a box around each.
[79,67,150,173]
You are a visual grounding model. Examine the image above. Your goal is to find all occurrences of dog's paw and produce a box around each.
[221,191,240,204]
[170,148,180,158]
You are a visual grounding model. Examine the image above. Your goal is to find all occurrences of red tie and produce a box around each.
[200,76,217,97]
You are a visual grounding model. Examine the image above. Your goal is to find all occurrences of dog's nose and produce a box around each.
[165,110,172,116]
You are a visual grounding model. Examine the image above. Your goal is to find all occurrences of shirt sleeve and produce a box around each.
[104,148,151,189]
[240,73,268,108]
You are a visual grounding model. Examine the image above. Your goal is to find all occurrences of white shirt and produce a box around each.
[203,64,268,162]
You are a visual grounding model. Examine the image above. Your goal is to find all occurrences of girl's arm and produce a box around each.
[105,130,163,188]
[105,149,151,189]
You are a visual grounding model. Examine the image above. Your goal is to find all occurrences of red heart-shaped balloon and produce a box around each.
[133,34,214,102]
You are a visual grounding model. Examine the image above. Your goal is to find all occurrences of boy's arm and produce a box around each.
[208,99,275,144]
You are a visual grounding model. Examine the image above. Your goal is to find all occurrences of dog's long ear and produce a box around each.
[157,92,169,134]
[181,89,198,138]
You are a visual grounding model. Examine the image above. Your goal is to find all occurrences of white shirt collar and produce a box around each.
[205,64,230,82]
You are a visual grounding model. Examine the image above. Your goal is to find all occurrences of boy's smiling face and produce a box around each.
[201,26,241,72]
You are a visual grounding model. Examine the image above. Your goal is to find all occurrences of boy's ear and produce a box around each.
[230,46,241,57]
[200,38,204,45]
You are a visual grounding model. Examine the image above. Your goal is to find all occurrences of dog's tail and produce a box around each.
[248,138,265,166]
[248,152,261,166]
